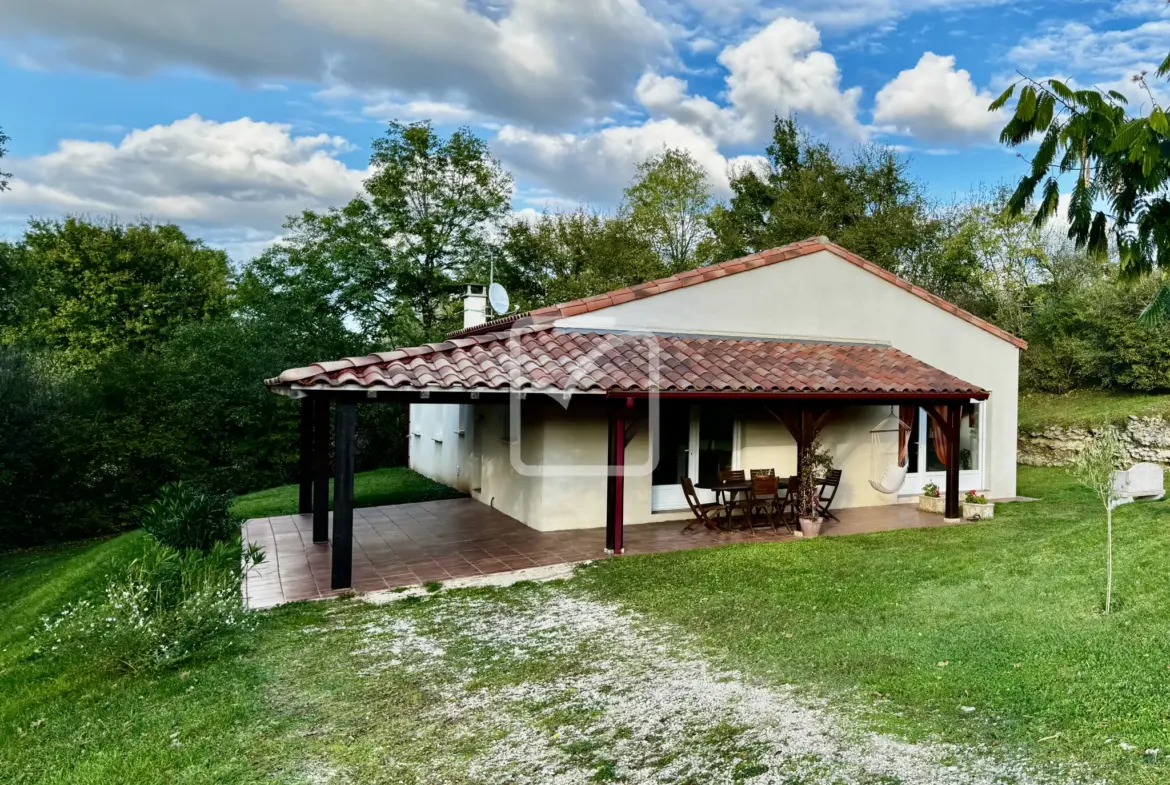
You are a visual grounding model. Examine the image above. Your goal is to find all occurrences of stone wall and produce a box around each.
[1019,416,1170,467]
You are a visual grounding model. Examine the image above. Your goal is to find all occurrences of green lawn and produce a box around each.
[5,467,1170,782]
[1020,389,1170,431]
[230,466,462,519]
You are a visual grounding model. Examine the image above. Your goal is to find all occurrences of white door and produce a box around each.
[902,401,986,495]
[651,404,738,512]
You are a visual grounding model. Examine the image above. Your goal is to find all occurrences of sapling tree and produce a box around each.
[1068,426,1126,614]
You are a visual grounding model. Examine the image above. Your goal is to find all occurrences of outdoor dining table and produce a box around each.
[697,477,788,530]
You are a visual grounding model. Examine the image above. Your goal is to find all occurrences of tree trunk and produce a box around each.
[1105,505,1113,615]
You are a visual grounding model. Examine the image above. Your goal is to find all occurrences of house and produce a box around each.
[267,237,1024,588]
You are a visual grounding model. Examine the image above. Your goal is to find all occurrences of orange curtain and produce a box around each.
[897,405,916,466]
[931,406,949,467]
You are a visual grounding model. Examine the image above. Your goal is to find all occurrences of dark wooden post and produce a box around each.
[605,399,629,554]
[312,396,331,543]
[943,403,962,521]
[298,397,314,515]
[331,401,356,590]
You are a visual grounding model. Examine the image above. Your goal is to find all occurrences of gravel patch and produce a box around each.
[349,587,1099,784]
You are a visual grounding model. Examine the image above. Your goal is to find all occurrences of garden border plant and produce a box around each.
[38,483,265,672]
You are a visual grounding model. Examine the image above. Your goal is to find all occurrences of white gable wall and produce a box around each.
[554,249,1020,499]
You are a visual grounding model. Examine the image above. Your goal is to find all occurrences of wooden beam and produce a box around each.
[605,399,630,554]
[312,396,331,543]
[298,398,314,515]
[944,403,962,521]
[331,401,356,590]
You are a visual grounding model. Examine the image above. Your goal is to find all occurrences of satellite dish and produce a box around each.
[488,282,510,315]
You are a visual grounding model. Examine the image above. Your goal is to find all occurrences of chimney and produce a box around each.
[463,285,488,328]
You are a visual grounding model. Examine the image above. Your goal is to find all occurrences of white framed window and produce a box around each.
[903,400,987,495]
[650,403,740,512]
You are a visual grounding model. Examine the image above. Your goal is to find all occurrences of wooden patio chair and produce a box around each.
[777,475,801,531]
[817,469,843,522]
[716,468,747,512]
[750,467,775,478]
[746,474,781,534]
[681,477,725,532]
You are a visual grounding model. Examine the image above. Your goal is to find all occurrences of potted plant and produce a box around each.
[962,490,994,520]
[796,438,834,538]
[918,482,946,514]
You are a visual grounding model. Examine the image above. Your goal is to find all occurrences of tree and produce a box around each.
[5,218,231,370]
[256,122,512,346]
[991,54,1170,323]
[622,147,714,272]
[1069,426,1126,614]
[495,210,664,308]
[0,125,10,191]
[707,116,941,274]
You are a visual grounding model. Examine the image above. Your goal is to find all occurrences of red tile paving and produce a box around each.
[266,326,985,397]
[243,498,965,609]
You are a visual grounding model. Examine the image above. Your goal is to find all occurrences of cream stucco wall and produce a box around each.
[468,403,544,526]
[408,249,1020,530]
[555,249,1020,501]
[408,403,476,492]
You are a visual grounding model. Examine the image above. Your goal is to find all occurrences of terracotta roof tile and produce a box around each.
[268,325,986,397]
[448,236,1026,350]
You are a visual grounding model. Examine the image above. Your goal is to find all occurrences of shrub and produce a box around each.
[38,538,263,672]
[922,482,940,498]
[141,482,241,552]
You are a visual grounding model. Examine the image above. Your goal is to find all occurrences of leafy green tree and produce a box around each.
[621,147,714,272]
[256,122,512,346]
[0,125,10,191]
[991,54,1170,322]
[495,210,664,308]
[707,116,939,274]
[6,218,230,369]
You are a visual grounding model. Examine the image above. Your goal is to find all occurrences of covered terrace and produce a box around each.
[264,326,988,593]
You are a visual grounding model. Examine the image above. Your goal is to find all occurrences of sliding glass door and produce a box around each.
[902,401,986,495]
[651,403,738,512]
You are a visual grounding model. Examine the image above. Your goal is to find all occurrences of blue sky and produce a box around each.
[1,0,1167,261]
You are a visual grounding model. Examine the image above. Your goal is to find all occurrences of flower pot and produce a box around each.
[962,501,995,521]
[918,494,946,514]
[799,516,823,538]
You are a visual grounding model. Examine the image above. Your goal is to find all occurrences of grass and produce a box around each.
[581,466,1170,783]
[1019,389,1170,431]
[6,466,1170,782]
[229,466,462,519]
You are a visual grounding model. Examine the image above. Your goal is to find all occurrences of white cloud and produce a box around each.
[718,17,864,140]
[491,16,859,204]
[0,0,671,130]
[873,52,1000,145]
[635,17,865,144]
[3,115,367,259]
[1009,19,1170,107]
[669,0,1012,32]
[495,119,767,204]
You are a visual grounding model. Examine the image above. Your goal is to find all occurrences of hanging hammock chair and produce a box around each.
[869,409,911,494]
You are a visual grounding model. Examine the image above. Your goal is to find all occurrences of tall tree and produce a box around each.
[253,122,512,346]
[621,147,714,272]
[495,210,664,309]
[991,54,1170,323]
[707,116,939,274]
[4,218,230,369]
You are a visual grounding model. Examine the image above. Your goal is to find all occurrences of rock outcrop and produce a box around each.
[1019,416,1170,467]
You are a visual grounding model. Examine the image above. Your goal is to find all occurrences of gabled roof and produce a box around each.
[268,324,986,398]
[447,236,1027,350]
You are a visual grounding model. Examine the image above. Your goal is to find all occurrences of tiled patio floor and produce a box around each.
[243,499,960,608]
